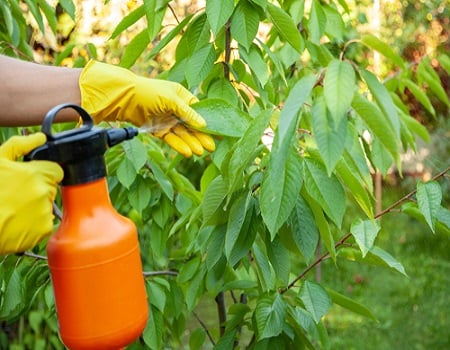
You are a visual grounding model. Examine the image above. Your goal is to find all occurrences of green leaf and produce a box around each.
[398,110,430,143]
[299,281,331,323]
[261,147,303,238]
[226,194,256,266]
[307,0,326,44]
[257,38,287,85]
[323,4,345,41]
[128,176,151,214]
[59,0,76,19]
[323,59,355,122]
[231,0,259,50]
[370,137,394,175]
[143,0,168,41]
[223,110,272,194]
[267,3,304,53]
[0,269,24,320]
[177,13,211,59]
[325,288,377,321]
[417,59,450,107]
[148,160,174,200]
[350,219,380,257]
[339,246,407,276]
[177,257,201,284]
[185,264,206,311]
[368,246,407,276]
[288,195,319,263]
[192,99,250,137]
[37,0,57,34]
[273,74,316,158]
[304,190,336,262]
[312,93,347,175]
[402,78,436,117]
[110,5,145,39]
[303,158,345,228]
[361,69,400,138]
[361,34,405,68]
[437,53,450,74]
[148,14,193,60]
[416,181,442,233]
[253,243,276,292]
[0,2,14,36]
[119,29,150,68]
[254,294,287,340]
[202,175,228,225]
[186,43,216,88]
[351,93,400,168]
[206,0,234,36]
[335,153,374,219]
[239,45,269,87]
[142,305,164,350]
[23,0,45,34]
[116,157,137,188]
[123,137,147,172]
[266,235,291,285]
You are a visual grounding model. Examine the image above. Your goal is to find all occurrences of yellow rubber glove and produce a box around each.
[0,133,64,255]
[79,60,215,158]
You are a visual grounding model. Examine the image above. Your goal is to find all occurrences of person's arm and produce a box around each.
[0,55,81,126]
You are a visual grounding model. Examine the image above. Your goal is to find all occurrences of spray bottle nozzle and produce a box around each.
[25,104,139,185]
[106,127,139,147]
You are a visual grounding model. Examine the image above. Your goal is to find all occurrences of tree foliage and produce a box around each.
[0,0,449,349]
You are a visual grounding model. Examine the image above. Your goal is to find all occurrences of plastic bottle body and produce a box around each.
[47,178,148,350]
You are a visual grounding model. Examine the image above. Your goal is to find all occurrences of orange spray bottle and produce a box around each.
[26,104,148,350]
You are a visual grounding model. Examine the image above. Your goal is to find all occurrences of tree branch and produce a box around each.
[281,165,450,293]
[215,291,227,337]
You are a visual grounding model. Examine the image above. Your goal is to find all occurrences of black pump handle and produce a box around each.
[42,103,94,140]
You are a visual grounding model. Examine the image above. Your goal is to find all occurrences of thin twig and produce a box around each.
[193,311,216,346]
[143,270,178,277]
[23,252,48,260]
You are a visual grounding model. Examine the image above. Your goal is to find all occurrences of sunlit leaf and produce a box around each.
[192,99,251,137]
[186,43,216,87]
[267,3,304,53]
[206,0,234,36]
[120,29,150,68]
[231,0,259,50]
[307,0,326,44]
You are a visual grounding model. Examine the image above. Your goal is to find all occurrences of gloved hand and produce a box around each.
[0,133,63,255]
[79,60,215,158]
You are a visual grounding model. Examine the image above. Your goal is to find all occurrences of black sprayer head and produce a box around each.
[25,103,138,186]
